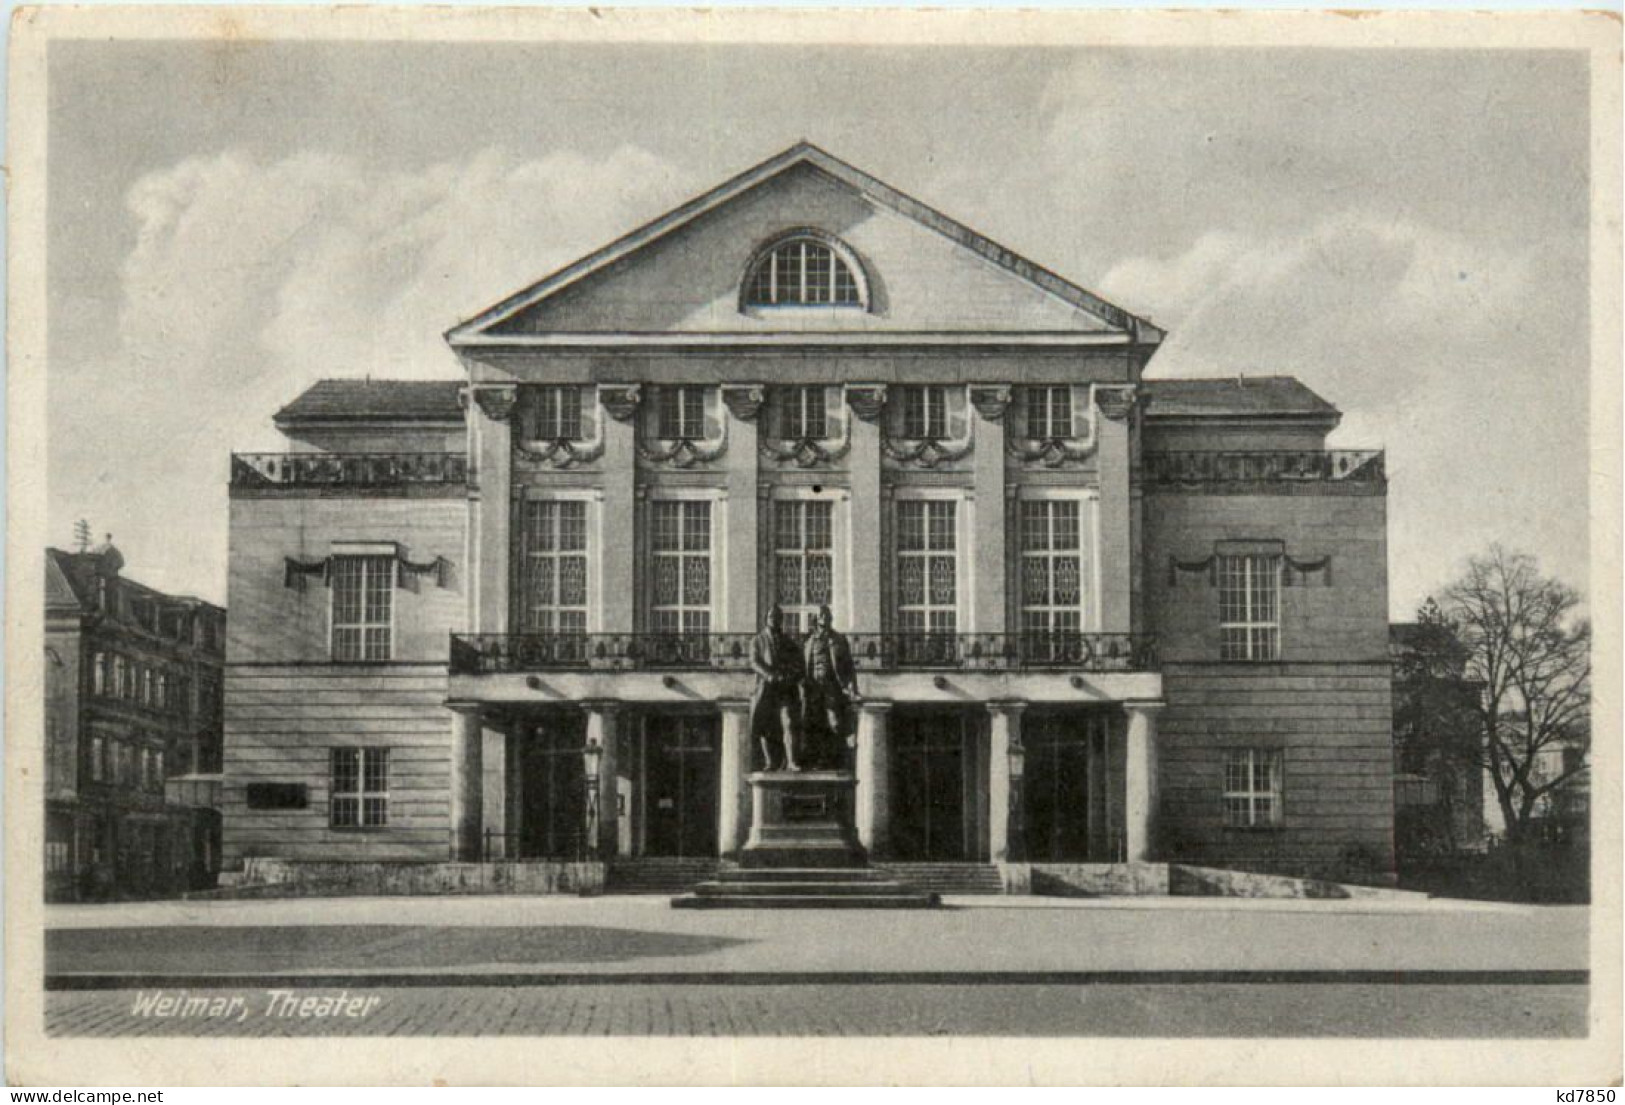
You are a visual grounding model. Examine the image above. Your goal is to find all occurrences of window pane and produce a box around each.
[683,501,711,551]
[897,501,925,551]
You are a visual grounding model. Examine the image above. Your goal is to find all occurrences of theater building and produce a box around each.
[222,143,1394,885]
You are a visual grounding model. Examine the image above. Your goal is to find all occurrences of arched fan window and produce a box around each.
[742,234,866,308]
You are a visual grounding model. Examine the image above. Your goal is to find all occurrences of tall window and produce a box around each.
[331,555,394,662]
[522,500,589,636]
[896,500,957,659]
[91,652,107,696]
[1219,554,1282,661]
[744,238,862,306]
[115,656,132,700]
[533,386,583,441]
[90,736,104,783]
[1025,386,1072,440]
[901,386,948,439]
[779,386,828,440]
[657,386,707,439]
[1021,500,1087,657]
[650,500,712,636]
[1224,748,1284,827]
[775,500,834,637]
[330,747,389,828]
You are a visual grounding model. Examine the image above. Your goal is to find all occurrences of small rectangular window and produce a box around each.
[1219,554,1282,661]
[331,555,394,662]
[534,386,583,441]
[657,387,707,439]
[901,386,948,440]
[331,748,389,828]
[1025,386,1072,440]
[1224,748,1284,827]
[780,386,828,440]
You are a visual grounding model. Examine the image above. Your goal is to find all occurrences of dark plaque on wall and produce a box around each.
[245,782,309,810]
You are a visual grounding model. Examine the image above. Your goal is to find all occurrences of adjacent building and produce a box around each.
[46,541,226,900]
[222,143,1394,883]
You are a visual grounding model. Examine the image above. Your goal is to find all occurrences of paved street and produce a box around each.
[42,895,1589,1037]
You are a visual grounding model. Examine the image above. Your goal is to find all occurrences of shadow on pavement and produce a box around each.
[47,925,751,973]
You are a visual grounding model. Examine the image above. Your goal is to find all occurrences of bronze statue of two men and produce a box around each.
[749,604,860,772]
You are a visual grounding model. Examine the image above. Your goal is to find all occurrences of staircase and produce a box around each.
[671,867,939,910]
[875,862,1006,896]
[605,858,719,895]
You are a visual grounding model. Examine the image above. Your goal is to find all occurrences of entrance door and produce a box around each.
[644,714,719,858]
[521,715,587,859]
[1023,713,1097,861]
[891,711,967,860]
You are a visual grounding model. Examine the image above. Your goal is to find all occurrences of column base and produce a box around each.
[740,771,867,869]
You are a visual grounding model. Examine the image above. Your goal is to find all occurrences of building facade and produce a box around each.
[46,542,226,900]
[223,144,1394,881]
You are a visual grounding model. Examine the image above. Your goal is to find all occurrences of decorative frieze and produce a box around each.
[759,436,853,468]
[880,436,973,469]
[513,438,606,469]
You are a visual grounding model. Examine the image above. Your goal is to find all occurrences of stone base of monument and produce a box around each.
[671,771,939,909]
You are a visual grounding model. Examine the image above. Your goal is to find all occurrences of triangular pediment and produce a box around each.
[447,143,1161,347]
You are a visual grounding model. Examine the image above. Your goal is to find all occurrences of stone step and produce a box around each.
[711,867,892,884]
[693,879,919,897]
[671,891,940,910]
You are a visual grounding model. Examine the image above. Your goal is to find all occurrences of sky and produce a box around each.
[45,42,1592,615]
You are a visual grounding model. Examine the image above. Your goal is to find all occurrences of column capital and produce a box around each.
[579,699,623,717]
[462,384,519,423]
[720,384,766,423]
[716,698,752,714]
[987,699,1029,717]
[599,384,642,423]
[969,385,1013,422]
[844,384,889,424]
[1093,384,1138,422]
[857,699,895,715]
[1124,699,1167,716]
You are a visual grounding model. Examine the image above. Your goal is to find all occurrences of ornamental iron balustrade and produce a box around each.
[231,452,470,488]
[1140,450,1384,485]
[449,631,1157,674]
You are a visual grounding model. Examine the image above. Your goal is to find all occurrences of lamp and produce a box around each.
[582,737,605,860]
[1006,733,1027,863]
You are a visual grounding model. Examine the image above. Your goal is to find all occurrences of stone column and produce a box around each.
[855,700,893,855]
[1123,701,1164,863]
[1094,385,1136,634]
[584,701,621,857]
[450,710,484,861]
[987,701,1026,862]
[969,387,1011,634]
[721,386,763,634]
[717,699,752,857]
[599,386,641,634]
[845,386,887,634]
[467,385,516,634]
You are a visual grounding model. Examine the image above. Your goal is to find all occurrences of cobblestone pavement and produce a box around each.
[46,982,1586,1038]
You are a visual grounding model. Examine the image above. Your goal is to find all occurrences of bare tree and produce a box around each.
[1440,546,1590,843]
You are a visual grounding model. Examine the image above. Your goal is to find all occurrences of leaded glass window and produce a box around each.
[774,500,834,636]
[650,500,712,636]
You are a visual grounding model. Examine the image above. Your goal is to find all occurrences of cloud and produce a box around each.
[1098,216,1589,613]
[52,145,690,600]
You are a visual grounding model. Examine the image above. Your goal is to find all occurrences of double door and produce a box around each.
[643,714,719,858]
[891,711,969,860]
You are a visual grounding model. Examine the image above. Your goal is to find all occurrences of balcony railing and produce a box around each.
[449,632,1157,675]
[231,452,470,489]
[1140,450,1384,485]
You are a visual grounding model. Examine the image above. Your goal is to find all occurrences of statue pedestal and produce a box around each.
[740,771,866,869]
